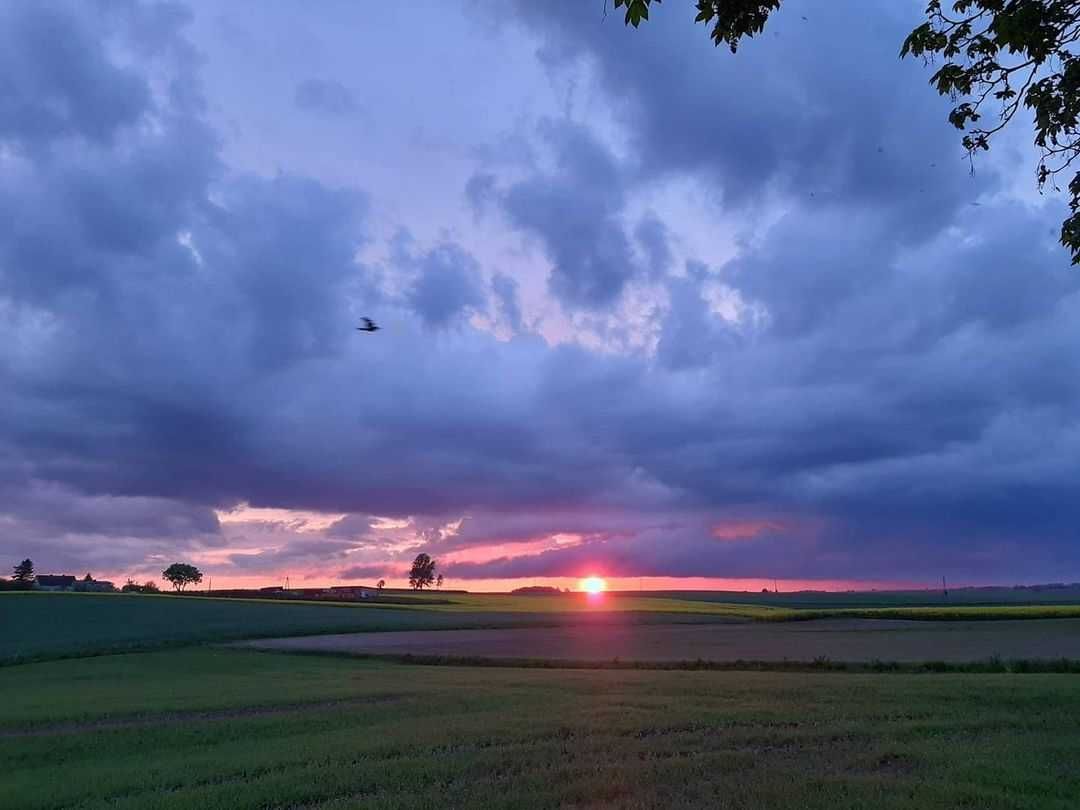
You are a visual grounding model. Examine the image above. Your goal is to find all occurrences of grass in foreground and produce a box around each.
[2,648,1079,809]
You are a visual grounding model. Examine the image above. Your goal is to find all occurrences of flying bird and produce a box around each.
[356,317,380,332]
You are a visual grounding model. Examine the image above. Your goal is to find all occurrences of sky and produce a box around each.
[2,0,1080,592]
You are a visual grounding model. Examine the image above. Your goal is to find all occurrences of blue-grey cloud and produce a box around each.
[294,78,359,116]
[491,271,524,333]
[509,0,996,232]
[635,212,672,277]
[3,0,1080,588]
[400,239,487,328]
[0,1,150,148]
[338,564,390,580]
[476,121,642,310]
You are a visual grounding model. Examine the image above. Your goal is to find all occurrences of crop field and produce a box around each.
[285,590,1080,622]
[0,593,764,664]
[4,648,1080,809]
[646,585,1080,609]
[242,617,1080,665]
[6,592,1080,807]
[8,592,1080,665]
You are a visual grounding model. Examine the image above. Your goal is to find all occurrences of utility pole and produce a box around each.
[942,575,948,600]
[774,579,779,594]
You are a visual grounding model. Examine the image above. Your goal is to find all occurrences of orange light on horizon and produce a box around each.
[579,576,607,594]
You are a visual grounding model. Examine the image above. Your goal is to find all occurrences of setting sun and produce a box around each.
[580,576,607,594]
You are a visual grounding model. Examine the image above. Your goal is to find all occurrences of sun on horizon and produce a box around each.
[579,576,607,595]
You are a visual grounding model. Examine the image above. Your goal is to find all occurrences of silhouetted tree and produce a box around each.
[12,559,34,583]
[376,579,386,592]
[614,0,1080,263]
[436,574,444,590]
[162,563,203,593]
[408,554,437,590]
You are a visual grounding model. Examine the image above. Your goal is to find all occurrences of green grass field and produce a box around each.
[645,585,1080,608]
[8,591,1080,664]
[6,592,1080,807]
[332,591,1080,621]
[0,592,770,664]
[3,648,1080,809]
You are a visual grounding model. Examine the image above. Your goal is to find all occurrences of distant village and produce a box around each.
[29,573,117,592]
[2,555,467,603]
[3,571,437,602]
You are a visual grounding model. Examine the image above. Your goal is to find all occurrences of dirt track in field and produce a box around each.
[237,618,1080,663]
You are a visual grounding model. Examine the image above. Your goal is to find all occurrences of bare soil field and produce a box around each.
[239,617,1080,663]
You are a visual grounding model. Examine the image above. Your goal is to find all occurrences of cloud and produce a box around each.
[475,121,643,310]
[294,78,359,116]
[3,0,1080,587]
[509,0,995,229]
[634,212,672,277]
[338,564,391,580]
[0,2,151,148]
[0,480,220,542]
[402,240,487,328]
[490,271,524,333]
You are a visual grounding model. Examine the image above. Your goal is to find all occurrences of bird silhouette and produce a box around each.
[356,317,380,332]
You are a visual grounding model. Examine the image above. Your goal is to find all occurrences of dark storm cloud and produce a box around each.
[402,240,487,328]
[654,262,739,370]
[0,1,367,516]
[447,513,1080,584]
[510,0,995,231]
[475,121,643,310]
[490,272,524,333]
[325,514,377,539]
[294,78,359,116]
[0,1,150,148]
[0,481,220,541]
[3,0,1080,585]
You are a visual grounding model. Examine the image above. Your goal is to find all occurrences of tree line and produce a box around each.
[2,554,445,593]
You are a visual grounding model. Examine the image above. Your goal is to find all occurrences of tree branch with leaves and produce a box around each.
[902,0,1080,261]
[613,0,1080,263]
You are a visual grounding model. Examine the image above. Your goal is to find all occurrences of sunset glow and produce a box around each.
[580,576,607,594]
